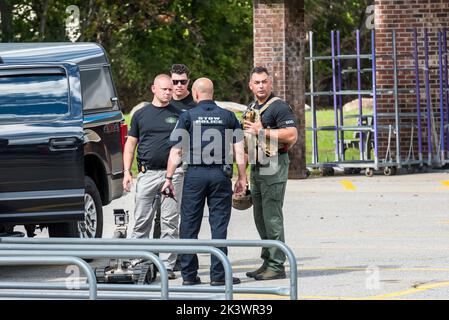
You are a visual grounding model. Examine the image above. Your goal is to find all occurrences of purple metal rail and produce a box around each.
[309,31,319,164]
[424,28,433,164]
[438,31,445,158]
[337,30,345,160]
[392,29,401,167]
[371,29,379,167]
[413,28,423,162]
[331,30,340,161]
[356,29,365,160]
[443,28,449,153]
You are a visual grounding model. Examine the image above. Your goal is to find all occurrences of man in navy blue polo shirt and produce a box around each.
[162,78,247,286]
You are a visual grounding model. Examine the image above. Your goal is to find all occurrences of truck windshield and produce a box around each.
[0,74,69,118]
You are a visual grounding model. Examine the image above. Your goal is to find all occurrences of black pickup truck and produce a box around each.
[0,43,127,238]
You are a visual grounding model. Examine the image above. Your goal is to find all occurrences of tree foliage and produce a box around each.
[0,0,376,111]
[0,0,253,112]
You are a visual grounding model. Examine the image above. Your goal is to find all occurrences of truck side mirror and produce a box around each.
[111,97,120,110]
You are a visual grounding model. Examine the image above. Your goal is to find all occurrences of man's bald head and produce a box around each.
[154,74,172,86]
[151,74,173,107]
[192,77,214,103]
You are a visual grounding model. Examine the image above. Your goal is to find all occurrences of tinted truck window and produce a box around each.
[80,67,115,112]
[0,74,69,117]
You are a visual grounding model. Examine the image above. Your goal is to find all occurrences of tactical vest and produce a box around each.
[242,97,286,159]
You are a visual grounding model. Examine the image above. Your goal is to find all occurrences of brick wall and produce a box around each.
[375,0,449,165]
[253,0,306,178]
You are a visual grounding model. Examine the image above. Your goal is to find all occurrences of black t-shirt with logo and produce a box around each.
[255,93,297,129]
[171,92,196,112]
[129,103,181,169]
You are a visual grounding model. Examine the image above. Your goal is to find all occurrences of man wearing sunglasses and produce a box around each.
[170,64,196,112]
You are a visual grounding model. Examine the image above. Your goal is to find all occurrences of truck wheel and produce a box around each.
[48,176,103,238]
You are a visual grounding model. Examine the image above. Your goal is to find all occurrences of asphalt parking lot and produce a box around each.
[2,169,449,300]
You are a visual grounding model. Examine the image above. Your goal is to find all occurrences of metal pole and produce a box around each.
[424,28,433,165]
[0,291,224,300]
[0,245,233,300]
[443,28,449,154]
[438,30,445,161]
[0,250,168,300]
[0,238,298,300]
[413,28,423,164]
[392,29,401,167]
[331,30,340,161]
[371,29,379,169]
[309,31,319,164]
[337,30,345,160]
[357,29,365,160]
[306,54,372,60]
[0,282,289,297]
[0,256,97,300]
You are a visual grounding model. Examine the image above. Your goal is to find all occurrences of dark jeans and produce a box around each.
[180,166,232,281]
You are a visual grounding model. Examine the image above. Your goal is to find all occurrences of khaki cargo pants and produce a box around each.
[131,167,184,270]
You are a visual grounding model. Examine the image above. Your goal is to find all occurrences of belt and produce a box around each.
[188,164,223,168]
[278,145,289,154]
[188,164,233,179]
[278,149,288,155]
[254,151,288,168]
[138,163,167,173]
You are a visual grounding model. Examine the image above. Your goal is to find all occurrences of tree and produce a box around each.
[0,0,14,42]
[0,0,253,112]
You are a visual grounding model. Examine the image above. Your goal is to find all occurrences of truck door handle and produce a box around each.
[49,137,79,151]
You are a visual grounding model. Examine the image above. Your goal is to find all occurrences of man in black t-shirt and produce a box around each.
[122,74,182,280]
[162,64,196,272]
[243,66,298,281]
[170,64,196,112]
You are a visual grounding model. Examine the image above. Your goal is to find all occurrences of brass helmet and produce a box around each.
[232,188,252,210]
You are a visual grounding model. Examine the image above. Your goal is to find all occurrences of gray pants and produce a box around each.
[131,167,184,270]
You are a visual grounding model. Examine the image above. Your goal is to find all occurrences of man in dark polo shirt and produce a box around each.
[162,77,247,286]
[243,66,298,281]
[122,74,182,280]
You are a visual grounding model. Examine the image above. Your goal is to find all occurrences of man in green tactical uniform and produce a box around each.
[243,66,298,280]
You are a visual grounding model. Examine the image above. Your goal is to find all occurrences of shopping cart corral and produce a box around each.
[306,28,449,176]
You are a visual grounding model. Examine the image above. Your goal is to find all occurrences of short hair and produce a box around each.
[153,74,171,86]
[250,66,270,78]
[170,64,190,77]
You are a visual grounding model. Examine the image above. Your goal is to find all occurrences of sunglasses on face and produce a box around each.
[172,79,188,85]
